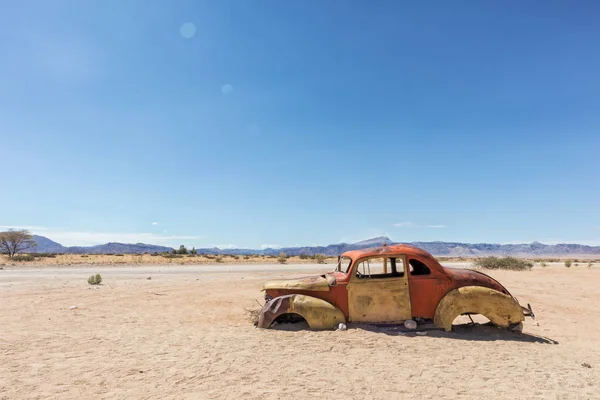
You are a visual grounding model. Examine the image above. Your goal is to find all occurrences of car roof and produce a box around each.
[341,244,436,261]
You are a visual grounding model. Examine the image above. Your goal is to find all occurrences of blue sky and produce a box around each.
[1,1,599,248]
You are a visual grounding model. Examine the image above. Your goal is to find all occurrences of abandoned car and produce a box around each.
[257,244,534,331]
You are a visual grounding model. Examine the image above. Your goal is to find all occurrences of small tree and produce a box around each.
[564,259,572,268]
[0,229,37,258]
[190,247,197,255]
[177,245,188,255]
[315,254,326,264]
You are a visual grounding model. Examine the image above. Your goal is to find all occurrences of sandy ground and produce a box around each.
[1,263,599,399]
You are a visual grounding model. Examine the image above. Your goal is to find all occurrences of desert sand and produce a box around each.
[1,263,599,399]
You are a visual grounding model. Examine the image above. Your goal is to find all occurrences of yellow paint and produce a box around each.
[261,276,330,292]
[347,256,412,323]
[287,295,346,330]
[434,286,525,331]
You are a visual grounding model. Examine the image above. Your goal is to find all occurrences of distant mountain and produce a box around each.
[31,236,173,254]
[32,235,67,253]
[30,235,600,256]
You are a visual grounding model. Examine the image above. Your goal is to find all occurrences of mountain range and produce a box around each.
[30,235,600,257]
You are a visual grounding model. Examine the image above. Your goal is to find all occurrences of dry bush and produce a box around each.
[473,256,533,271]
[244,303,263,326]
[564,259,572,268]
[215,256,224,263]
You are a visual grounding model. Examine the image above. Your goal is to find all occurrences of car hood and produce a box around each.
[444,267,512,297]
[261,274,335,292]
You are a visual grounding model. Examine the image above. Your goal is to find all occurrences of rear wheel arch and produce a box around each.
[433,286,525,332]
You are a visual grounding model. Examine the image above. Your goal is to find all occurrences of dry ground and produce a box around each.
[1,264,599,399]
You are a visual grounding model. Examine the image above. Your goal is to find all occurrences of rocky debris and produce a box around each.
[403,319,417,330]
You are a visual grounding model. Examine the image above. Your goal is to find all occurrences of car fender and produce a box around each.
[434,286,525,332]
[257,294,345,330]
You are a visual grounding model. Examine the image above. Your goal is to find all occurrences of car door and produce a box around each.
[346,255,412,322]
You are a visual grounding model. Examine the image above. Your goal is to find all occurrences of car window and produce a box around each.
[409,259,431,276]
[355,257,405,279]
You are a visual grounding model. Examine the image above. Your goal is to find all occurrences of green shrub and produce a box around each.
[564,260,572,268]
[36,253,57,258]
[114,254,124,257]
[215,256,224,263]
[315,254,326,264]
[473,256,533,271]
[87,273,102,285]
[243,255,250,260]
[12,255,36,262]
[299,254,309,260]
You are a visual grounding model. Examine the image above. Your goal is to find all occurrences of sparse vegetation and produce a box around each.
[215,256,224,263]
[162,254,183,259]
[87,273,102,285]
[36,253,57,258]
[11,255,36,262]
[299,254,309,260]
[541,262,547,268]
[315,254,326,264]
[564,259,572,268]
[190,247,197,255]
[473,256,533,271]
[243,255,250,260]
[588,262,593,268]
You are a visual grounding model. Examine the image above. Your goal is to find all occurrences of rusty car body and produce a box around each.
[257,244,534,331]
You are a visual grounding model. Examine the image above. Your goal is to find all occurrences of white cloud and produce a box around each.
[261,244,281,249]
[213,244,238,249]
[393,222,446,228]
[151,222,158,225]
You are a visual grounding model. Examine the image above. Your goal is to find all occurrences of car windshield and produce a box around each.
[335,256,352,273]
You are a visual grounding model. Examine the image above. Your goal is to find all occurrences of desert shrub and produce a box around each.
[299,254,308,260]
[36,253,57,258]
[87,273,102,285]
[190,247,197,255]
[314,254,326,264]
[541,262,547,268]
[277,252,287,264]
[575,263,579,267]
[564,259,572,268]
[588,262,593,268]
[215,256,224,263]
[231,255,239,260]
[243,255,250,260]
[151,252,159,256]
[114,254,124,257]
[80,254,89,258]
[205,254,215,259]
[12,255,36,262]
[473,256,533,271]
